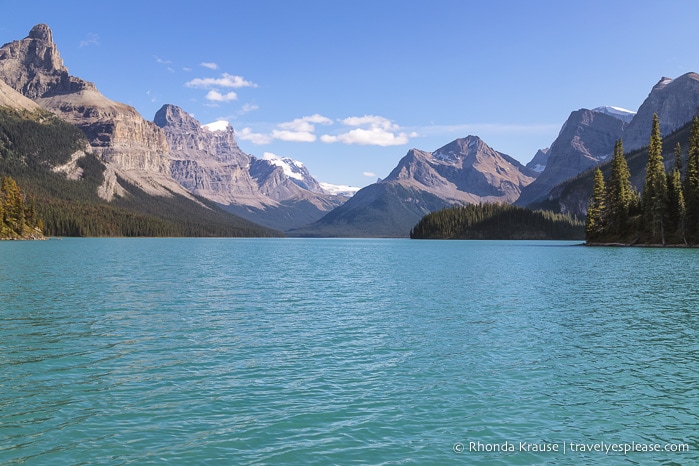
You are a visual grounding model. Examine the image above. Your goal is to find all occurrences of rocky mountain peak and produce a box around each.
[432,136,484,162]
[154,104,201,132]
[28,23,53,42]
[652,76,673,92]
[623,72,699,151]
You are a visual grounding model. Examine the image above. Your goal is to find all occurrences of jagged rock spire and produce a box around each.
[0,23,71,98]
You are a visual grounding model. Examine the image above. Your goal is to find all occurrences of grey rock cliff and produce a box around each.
[516,109,626,206]
[623,73,699,151]
[155,104,345,230]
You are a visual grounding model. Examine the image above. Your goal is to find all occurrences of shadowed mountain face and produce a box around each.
[155,104,346,231]
[291,136,537,237]
[516,109,626,207]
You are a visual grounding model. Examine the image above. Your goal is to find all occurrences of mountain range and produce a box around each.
[2,24,699,237]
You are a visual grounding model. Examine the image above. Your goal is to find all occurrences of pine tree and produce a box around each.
[642,114,668,244]
[684,117,699,242]
[607,139,633,236]
[667,142,686,242]
[586,167,607,241]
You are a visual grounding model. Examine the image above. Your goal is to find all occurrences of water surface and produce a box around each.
[1,239,697,464]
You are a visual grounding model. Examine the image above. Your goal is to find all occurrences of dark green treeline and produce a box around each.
[586,113,699,245]
[410,203,584,240]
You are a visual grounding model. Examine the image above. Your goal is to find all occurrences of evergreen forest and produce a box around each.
[410,203,584,240]
[586,114,699,245]
[0,175,43,239]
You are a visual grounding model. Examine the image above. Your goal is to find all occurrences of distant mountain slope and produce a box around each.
[155,104,346,231]
[526,148,550,173]
[516,109,626,206]
[291,136,537,237]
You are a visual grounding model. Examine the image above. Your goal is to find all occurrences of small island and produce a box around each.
[586,115,699,246]
[1,176,44,240]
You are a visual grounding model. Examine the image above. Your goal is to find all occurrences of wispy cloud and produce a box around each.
[363,171,378,178]
[239,103,259,115]
[238,127,273,144]
[185,73,257,89]
[80,33,100,48]
[321,115,416,147]
[155,56,172,64]
[200,62,218,70]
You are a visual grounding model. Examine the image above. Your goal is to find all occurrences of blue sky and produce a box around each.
[3,0,699,188]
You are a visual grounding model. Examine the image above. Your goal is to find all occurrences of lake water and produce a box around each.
[1,238,697,464]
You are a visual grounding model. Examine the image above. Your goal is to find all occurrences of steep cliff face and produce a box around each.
[0,24,184,201]
[155,104,345,230]
[622,73,699,151]
[516,109,626,206]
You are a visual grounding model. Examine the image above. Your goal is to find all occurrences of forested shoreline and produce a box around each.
[410,203,584,240]
[586,114,699,246]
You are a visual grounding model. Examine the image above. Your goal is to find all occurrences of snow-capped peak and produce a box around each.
[262,152,305,181]
[592,106,636,123]
[202,120,231,132]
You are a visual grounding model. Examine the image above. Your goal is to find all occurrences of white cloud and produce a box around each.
[321,115,414,147]
[238,127,273,145]
[240,114,331,144]
[185,73,258,89]
[201,62,218,70]
[182,67,193,72]
[206,90,238,102]
[363,171,377,178]
[271,129,317,142]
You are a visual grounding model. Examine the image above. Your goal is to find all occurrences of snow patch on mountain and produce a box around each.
[319,182,360,197]
[262,152,305,181]
[592,106,636,123]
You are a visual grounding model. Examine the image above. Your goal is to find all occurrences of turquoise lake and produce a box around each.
[1,238,697,464]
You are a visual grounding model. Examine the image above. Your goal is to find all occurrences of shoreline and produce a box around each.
[585,242,697,248]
